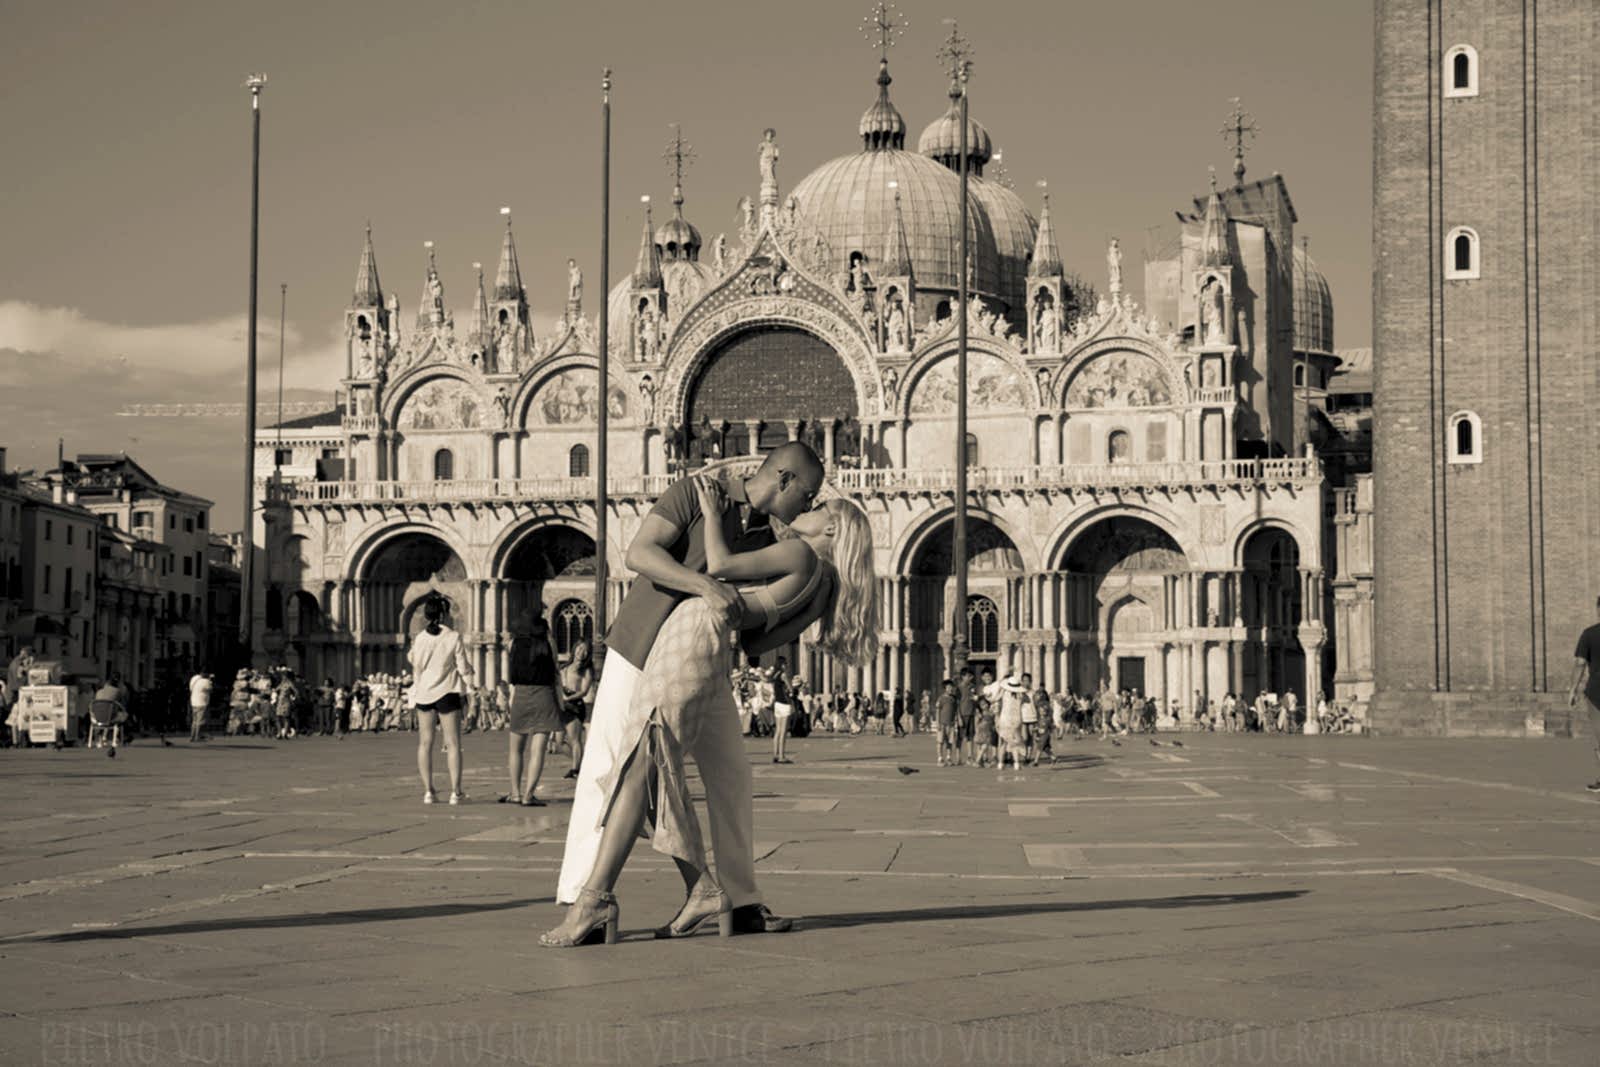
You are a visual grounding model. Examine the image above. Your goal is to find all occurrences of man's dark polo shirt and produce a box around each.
[605,473,774,670]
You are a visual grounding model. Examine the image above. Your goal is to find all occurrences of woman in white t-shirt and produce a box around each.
[407,596,474,805]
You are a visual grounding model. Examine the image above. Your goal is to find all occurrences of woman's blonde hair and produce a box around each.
[814,499,879,667]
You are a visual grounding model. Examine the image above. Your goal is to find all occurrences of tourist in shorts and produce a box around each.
[408,596,474,805]
[771,656,794,764]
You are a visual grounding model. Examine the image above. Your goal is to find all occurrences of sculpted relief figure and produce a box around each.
[712,233,728,273]
[885,300,908,353]
[736,196,755,242]
[1202,277,1228,345]
[882,367,899,408]
[1107,238,1123,296]
[494,385,512,428]
[567,258,583,307]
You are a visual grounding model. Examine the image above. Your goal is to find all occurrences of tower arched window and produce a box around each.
[1447,411,1482,465]
[1445,227,1480,280]
[569,444,590,478]
[1294,363,1306,387]
[1445,45,1479,98]
[433,448,453,481]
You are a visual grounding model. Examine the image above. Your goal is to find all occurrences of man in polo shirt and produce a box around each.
[556,443,826,934]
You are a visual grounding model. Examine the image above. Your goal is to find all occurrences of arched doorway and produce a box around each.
[1240,527,1303,703]
[686,326,858,457]
[285,590,322,680]
[1062,516,1186,698]
[502,526,596,633]
[360,533,469,676]
[906,517,1024,693]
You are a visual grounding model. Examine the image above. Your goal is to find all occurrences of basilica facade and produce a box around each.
[253,51,1340,719]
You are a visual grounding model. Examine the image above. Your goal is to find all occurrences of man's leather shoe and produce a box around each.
[729,903,793,934]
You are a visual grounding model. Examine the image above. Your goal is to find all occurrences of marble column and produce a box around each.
[744,420,762,456]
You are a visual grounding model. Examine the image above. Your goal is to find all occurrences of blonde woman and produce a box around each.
[541,485,878,947]
[408,597,474,805]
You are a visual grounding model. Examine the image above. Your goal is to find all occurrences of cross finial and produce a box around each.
[662,123,696,210]
[1219,98,1258,187]
[936,18,974,87]
[862,2,905,62]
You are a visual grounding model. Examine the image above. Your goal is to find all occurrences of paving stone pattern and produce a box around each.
[0,731,1596,1065]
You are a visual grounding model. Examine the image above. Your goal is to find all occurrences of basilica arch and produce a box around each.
[351,526,473,677]
[1051,333,1192,410]
[496,521,597,631]
[512,355,637,431]
[659,294,880,423]
[896,510,1030,694]
[1058,514,1189,697]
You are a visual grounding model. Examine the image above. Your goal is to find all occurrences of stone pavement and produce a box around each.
[0,728,1596,1066]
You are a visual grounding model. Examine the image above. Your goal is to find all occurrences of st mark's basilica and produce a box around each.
[253,33,1357,719]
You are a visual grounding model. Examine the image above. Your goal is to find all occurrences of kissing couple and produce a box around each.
[543,442,877,945]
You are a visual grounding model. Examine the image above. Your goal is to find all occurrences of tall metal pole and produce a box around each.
[951,67,970,679]
[274,283,286,479]
[240,73,265,655]
[593,68,612,664]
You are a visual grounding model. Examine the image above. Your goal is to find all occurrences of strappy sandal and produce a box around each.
[539,888,618,947]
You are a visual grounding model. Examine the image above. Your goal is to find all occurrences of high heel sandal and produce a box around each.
[539,888,619,947]
[653,888,732,939]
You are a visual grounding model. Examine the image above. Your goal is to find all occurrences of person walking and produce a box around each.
[559,639,594,780]
[408,596,474,805]
[187,670,212,743]
[504,614,562,806]
[1568,595,1600,793]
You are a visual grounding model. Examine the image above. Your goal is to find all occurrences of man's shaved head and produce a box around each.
[749,441,825,523]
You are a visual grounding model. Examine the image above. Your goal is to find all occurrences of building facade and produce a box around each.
[15,482,99,675]
[254,46,1341,715]
[1372,0,1598,734]
[45,455,214,679]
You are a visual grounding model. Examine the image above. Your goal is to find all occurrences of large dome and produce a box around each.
[969,178,1036,311]
[1293,245,1334,355]
[790,149,1002,296]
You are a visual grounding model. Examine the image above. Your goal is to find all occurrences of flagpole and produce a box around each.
[594,68,612,666]
[951,66,970,679]
[240,73,266,657]
[274,283,286,479]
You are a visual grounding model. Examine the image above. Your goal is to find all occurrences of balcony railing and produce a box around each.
[267,458,1318,506]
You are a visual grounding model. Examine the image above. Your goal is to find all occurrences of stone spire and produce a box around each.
[881,184,913,279]
[1027,186,1063,279]
[1200,168,1232,267]
[352,223,382,306]
[632,198,662,288]
[494,213,524,301]
[471,261,489,341]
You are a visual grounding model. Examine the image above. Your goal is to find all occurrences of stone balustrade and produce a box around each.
[266,457,1318,507]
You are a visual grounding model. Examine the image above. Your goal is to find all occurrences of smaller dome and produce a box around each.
[655,209,701,262]
[1293,245,1334,356]
[917,97,993,170]
[859,60,906,150]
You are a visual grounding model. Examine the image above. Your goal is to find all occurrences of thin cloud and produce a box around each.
[0,300,348,391]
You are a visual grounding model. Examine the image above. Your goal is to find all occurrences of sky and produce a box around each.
[0,0,1373,530]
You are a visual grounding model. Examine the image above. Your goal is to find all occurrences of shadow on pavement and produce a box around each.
[800,890,1307,930]
[31,898,551,943]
